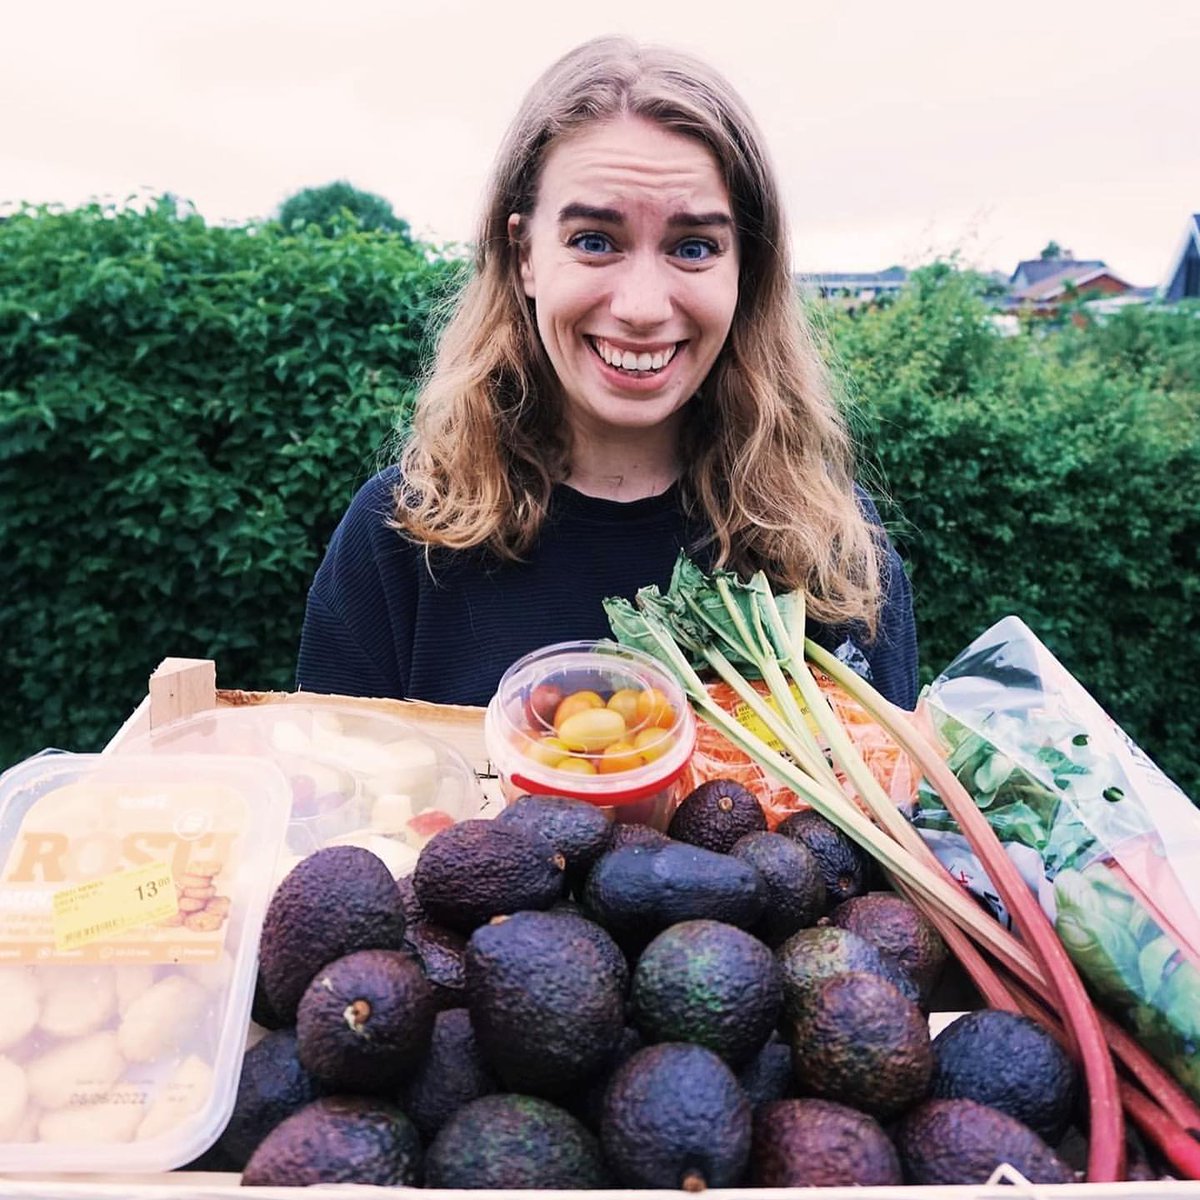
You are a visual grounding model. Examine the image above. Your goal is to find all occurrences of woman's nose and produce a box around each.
[608,254,674,329]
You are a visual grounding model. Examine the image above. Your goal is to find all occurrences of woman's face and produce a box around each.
[511,115,739,447]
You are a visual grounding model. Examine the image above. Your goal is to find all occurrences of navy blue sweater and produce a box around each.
[296,469,919,710]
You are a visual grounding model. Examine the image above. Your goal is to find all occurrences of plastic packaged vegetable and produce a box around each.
[915,615,1200,1101]
[690,670,917,827]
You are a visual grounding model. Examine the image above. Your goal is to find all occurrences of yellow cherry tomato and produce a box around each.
[553,690,605,731]
[597,739,645,774]
[635,687,676,730]
[632,727,675,763]
[557,707,627,754]
[555,756,598,776]
[606,688,642,727]
[521,735,572,768]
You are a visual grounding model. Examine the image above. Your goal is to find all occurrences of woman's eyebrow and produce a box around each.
[558,203,622,224]
[667,211,733,229]
[556,203,733,229]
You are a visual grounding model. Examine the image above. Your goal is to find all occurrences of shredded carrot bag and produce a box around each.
[690,670,918,828]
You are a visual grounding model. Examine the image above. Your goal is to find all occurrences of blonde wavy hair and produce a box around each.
[395,35,884,634]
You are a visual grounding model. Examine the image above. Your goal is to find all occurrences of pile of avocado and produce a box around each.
[217,780,1107,1189]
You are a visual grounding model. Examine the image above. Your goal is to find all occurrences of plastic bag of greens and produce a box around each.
[914,615,1200,1101]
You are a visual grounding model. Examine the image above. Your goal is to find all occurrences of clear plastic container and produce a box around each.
[485,640,696,829]
[0,751,290,1173]
[119,703,485,881]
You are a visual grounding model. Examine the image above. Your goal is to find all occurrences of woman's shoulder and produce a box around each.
[342,464,403,520]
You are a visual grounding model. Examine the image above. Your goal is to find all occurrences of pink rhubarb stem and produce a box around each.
[805,641,1125,1183]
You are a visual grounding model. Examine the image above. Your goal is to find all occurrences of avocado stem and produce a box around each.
[344,999,371,1032]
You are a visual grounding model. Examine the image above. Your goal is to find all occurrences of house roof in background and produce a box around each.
[1160,213,1200,293]
[1009,258,1106,286]
[1011,265,1130,301]
[797,267,909,287]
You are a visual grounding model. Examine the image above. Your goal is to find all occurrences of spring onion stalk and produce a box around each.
[609,600,1044,970]
[607,555,1125,1182]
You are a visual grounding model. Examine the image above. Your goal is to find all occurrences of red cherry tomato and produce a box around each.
[524,683,565,730]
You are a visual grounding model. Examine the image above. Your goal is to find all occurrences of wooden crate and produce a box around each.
[0,659,1194,1199]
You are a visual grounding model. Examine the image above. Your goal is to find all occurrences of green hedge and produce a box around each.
[0,198,457,763]
[831,266,1200,796]
[2,206,1197,800]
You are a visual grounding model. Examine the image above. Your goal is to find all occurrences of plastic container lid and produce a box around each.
[119,703,485,880]
[485,640,697,806]
[0,750,291,1173]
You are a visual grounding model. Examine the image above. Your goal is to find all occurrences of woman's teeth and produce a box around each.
[592,338,677,373]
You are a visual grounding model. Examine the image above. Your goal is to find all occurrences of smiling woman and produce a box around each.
[296,36,919,713]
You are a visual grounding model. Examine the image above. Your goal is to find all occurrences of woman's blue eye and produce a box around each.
[675,238,716,262]
[573,232,613,254]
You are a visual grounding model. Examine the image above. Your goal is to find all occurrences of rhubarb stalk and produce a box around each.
[807,637,1124,1182]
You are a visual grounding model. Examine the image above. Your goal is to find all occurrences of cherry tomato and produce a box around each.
[553,690,605,731]
[597,740,644,774]
[555,756,598,776]
[606,688,642,727]
[525,683,564,730]
[632,727,675,763]
[521,735,573,767]
[557,708,627,754]
[635,687,676,729]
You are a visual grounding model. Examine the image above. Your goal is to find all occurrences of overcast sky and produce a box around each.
[3,0,1197,284]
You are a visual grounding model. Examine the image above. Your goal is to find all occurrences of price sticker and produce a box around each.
[731,682,816,751]
[51,862,179,952]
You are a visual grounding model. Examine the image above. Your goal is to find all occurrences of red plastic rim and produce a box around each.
[508,757,692,806]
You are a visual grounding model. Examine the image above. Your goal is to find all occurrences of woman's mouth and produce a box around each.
[587,336,682,376]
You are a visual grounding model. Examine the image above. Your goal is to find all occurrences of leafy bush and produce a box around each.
[0,198,455,765]
[829,268,1200,796]
[277,181,413,241]
[2,207,1197,802]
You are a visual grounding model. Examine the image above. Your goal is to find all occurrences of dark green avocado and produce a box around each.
[775,809,871,906]
[931,1009,1078,1143]
[295,949,437,1093]
[751,1098,902,1187]
[240,1095,422,1187]
[601,1042,751,1189]
[493,794,613,894]
[465,910,624,1097]
[608,822,671,851]
[249,969,285,1031]
[425,1094,611,1188]
[829,891,948,1005]
[259,845,407,1023]
[776,924,920,1026]
[896,1098,1075,1185]
[730,831,826,946]
[218,1028,323,1169]
[399,1007,498,1144]
[413,819,566,932]
[667,778,766,853]
[630,919,781,1067]
[543,908,630,997]
[785,970,932,1121]
[566,1025,644,1133]
[583,842,765,951]
[401,920,467,1010]
[737,1033,795,1110]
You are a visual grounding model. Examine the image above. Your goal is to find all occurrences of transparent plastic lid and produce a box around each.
[0,751,290,1173]
[485,640,696,806]
[118,703,486,882]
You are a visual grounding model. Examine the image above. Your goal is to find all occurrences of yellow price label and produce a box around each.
[52,862,178,952]
[731,682,818,751]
